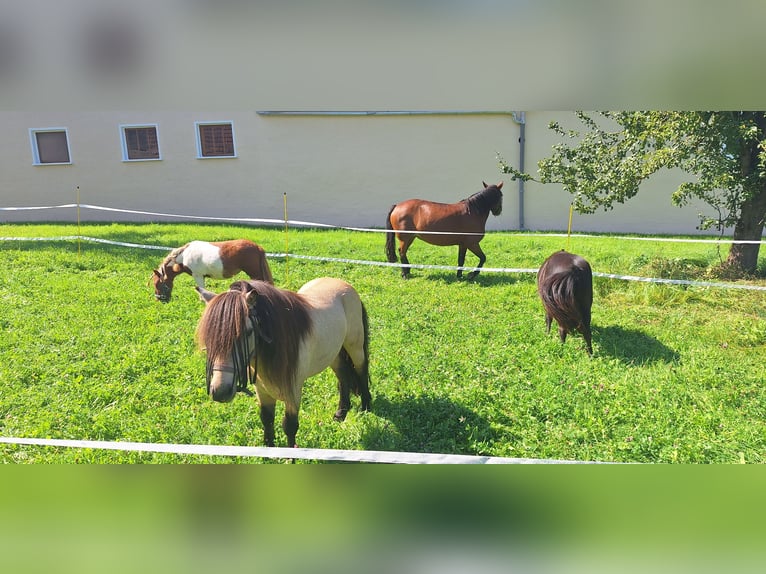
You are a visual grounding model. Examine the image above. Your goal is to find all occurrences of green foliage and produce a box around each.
[0,223,765,463]
[498,111,766,274]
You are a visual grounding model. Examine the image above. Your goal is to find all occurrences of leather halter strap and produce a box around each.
[211,365,236,373]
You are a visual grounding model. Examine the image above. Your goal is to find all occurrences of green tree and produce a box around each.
[500,111,766,276]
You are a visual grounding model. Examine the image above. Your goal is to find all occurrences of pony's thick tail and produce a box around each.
[385,205,398,263]
[539,270,586,331]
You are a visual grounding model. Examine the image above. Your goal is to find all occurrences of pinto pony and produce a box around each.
[195,278,372,448]
[537,250,593,356]
[151,239,273,303]
[385,181,503,279]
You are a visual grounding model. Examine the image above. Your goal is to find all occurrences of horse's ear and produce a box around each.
[172,263,182,273]
[482,181,488,188]
[497,181,503,189]
[196,286,217,304]
[245,290,258,308]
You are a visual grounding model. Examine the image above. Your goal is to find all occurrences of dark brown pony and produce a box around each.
[151,239,273,303]
[385,182,503,279]
[537,250,593,356]
[196,277,371,448]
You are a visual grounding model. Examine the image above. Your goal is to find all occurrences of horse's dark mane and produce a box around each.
[196,280,313,387]
[465,185,503,216]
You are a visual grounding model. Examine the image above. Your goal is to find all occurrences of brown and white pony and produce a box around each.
[385,181,503,279]
[151,239,273,303]
[537,250,593,356]
[195,278,372,448]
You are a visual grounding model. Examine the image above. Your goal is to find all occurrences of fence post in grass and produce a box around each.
[283,191,289,287]
[567,203,573,252]
[76,185,81,257]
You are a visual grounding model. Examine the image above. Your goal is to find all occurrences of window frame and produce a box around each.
[195,121,237,159]
[29,127,72,165]
[120,123,162,162]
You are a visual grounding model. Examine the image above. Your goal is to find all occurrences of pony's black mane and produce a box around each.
[465,185,503,216]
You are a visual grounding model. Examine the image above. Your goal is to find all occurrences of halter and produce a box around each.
[153,267,172,302]
[205,308,271,397]
[155,280,171,302]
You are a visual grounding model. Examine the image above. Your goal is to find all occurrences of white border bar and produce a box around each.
[0,436,600,464]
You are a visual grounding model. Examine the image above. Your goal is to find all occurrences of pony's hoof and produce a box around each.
[333,409,348,422]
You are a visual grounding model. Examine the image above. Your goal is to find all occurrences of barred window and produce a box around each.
[196,122,236,158]
[30,128,71,165]
[121,125,160,161]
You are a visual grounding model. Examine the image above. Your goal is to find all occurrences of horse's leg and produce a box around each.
[545,313,553,334]
[330,352,355,421]
[193,274,205,289]
[282,407,299,448]
[581,301,593,356]
[398,235,414,279]
[456,245,467,279]
[255,386,277,446]
[581,324,593,356]
[465,243,487,280]
[259,402,276,447]
[558,325,568,345]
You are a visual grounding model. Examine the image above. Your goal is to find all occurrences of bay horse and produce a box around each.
[537,250,593,356]
[385,181,503,279]
[195,277,372,448]
[151,239,273,303]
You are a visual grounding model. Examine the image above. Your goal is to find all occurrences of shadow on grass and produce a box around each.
[410,269,534,287]
[361,394,497,457]
[594,325,679,364]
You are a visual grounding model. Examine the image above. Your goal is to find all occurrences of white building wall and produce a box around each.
[0,3,752,236]
[0,110,723,235]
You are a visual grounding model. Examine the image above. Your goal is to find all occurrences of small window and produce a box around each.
[121,124,160,161]
[196,122,236,158]
[30,128,71,165]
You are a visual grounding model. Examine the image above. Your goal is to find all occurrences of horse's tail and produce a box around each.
[259,250,275,285]
[385,204,398,263]
[360,302,370,389]
[538,269,589,332]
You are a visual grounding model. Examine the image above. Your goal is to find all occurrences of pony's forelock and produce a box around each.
[196,290,249,361]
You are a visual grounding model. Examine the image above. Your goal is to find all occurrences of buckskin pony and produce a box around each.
[151,239,273,303]
[195,278,372,448]
[385,181,503,279]
[537,250,594,356]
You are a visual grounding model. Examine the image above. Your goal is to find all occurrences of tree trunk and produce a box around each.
[726,189,766,275]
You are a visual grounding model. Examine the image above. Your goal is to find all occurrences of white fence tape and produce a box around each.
[0,436,600,464]
[4,235,766,292]
[3,201,766,242]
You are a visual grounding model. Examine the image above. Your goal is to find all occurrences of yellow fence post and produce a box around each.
[283,192,289,287]
[76,186,81,257]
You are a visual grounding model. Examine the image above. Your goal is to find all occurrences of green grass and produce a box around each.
[0,222,765,463]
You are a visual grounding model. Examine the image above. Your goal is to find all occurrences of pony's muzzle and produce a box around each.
[208,365,237,402]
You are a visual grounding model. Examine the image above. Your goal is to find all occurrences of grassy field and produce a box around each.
[0,222,764,463]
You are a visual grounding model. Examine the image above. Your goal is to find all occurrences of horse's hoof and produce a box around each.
[333,409,348,421]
